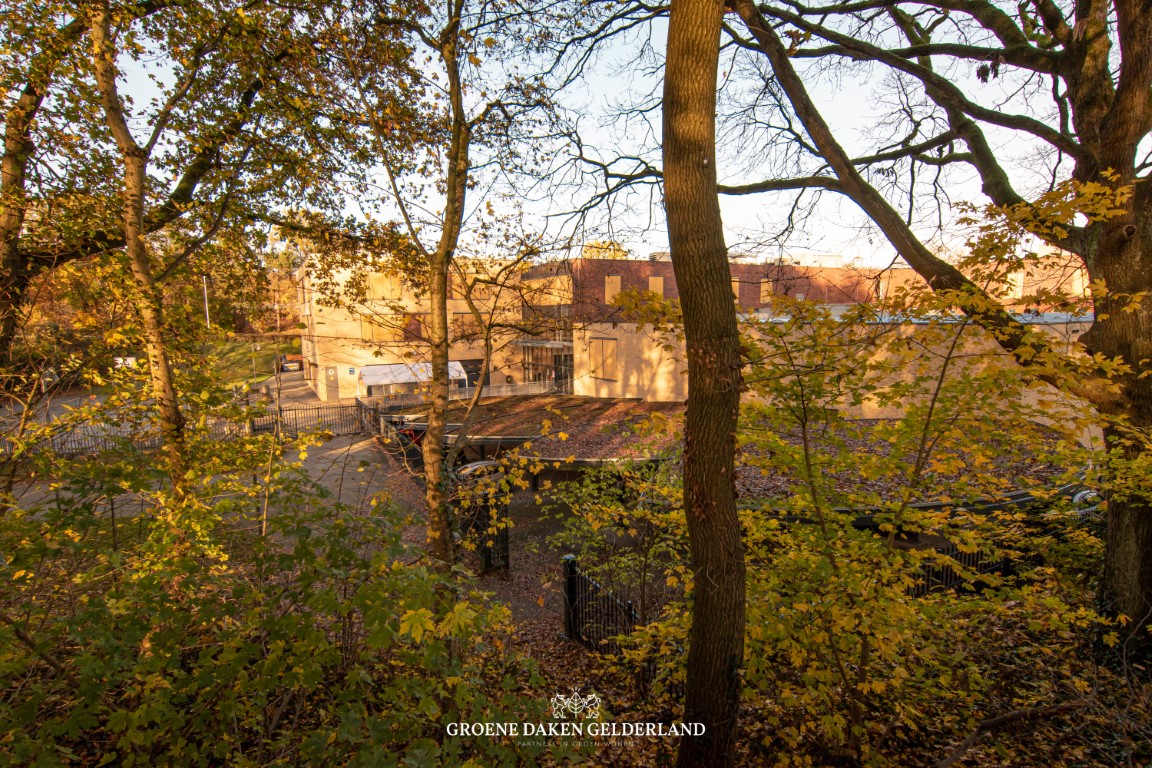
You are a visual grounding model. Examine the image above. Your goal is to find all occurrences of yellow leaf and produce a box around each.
[399,608,436,643]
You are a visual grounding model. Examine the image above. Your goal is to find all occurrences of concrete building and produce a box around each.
[520,254,922,401]
[299,249,1087,405]
[298,261,536,401]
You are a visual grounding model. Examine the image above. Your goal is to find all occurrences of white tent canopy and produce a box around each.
[358,361,468,387]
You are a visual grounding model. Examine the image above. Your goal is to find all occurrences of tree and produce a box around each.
[663,0,747,764]
[0,0,343,377]
[320,0,565,569]
[87,0,191,488]
[720,0,1152,644]
[0,3,103,372]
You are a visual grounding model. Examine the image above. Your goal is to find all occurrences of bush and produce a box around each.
[0,442,550,767]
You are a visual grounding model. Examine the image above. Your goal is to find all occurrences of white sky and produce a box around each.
[116,11,1069,270]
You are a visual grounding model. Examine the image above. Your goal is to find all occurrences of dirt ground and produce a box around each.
[360,435,631,717]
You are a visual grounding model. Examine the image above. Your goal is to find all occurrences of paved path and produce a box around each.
[252,371,361,408]
[252,371,324,407]
[296,435,412,513]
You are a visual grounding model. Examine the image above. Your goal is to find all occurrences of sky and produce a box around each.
[540,14,1068,269]
[115,7,1071,271]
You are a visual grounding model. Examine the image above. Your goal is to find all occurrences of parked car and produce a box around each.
[451,461,506,535]
[279,354,303,372]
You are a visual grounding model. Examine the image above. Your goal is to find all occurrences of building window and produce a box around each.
[360,316,393,343]
[604,275,621,304]
[731,279,741,301]
[452,311,488,337]
[648,275,664,297]
[368,273,399,300]
[760,279,775,303]
[589,337,618,380]
[403,313,430,341]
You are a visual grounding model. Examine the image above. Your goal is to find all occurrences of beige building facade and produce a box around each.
[299,250,1091,407]
[298,263,528,401]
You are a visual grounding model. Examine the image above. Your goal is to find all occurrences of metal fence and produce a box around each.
[559,542,1019,656]
[358,380,557,410]
[458,507,511,573]
[251,404,364,437]
[909,544,1014,598]
[355,398,384,434]
[562,555,640,652]
[43,430,164,458]
[2,423,161,460]
[4,402,376,463]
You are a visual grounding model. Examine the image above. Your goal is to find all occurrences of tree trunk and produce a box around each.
[0,267,30,373]
[90,4,187,496]
[1,84,43,370]
[1099,431,1152,639]
[1080,185,1152,642]
[0,18,86,369]
[120,152,187,492]
[664,0,747,764]
[422,252,455,568]
[419,14,469,570]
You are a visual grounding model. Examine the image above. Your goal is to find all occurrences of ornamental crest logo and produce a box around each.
[550,688,601,720]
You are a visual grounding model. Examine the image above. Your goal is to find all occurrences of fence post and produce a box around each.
[563,554,578,641]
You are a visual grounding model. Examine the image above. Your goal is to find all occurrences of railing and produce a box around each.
[251,403,363,437]
[456,498,511,574]
[356,392,429,409]
[909,544,1014,598]
[3,403,375,463]
[2,421,162,461]
[357,381,558,411]
[355,398,383,435]
[562,555,639,652]
[46,430,163,458]
[454,380,556,400]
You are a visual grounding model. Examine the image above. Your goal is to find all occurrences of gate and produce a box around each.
[562,555,639,651]
[909,545,1014,598]
[355,398,383,435]
[252,404,363,437]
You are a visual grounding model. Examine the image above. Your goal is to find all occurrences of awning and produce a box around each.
[359,361,468,386]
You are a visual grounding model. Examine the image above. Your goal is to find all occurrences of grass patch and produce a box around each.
[210,337,301,387]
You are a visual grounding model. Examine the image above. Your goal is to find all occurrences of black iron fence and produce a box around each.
[558,540,1027,656]
[909,544,1014,598]
[251,404,363,437]
[452,462,511,573]
[4,402,381,464]
[562,555,640,652]
[46,430,164,458]
[356,398,383,434]
[458,510,510,573]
